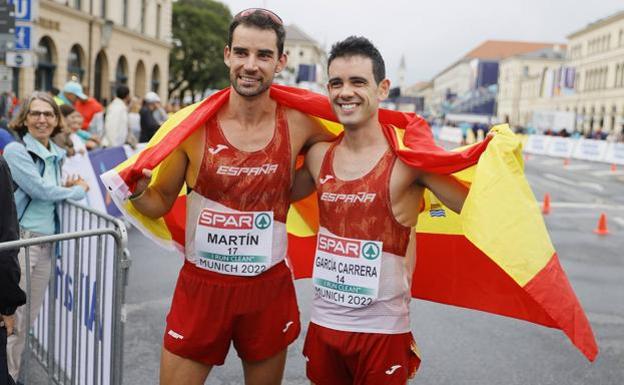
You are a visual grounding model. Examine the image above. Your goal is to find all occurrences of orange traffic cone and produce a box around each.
[542,193,551,215]
[611,164,617,173]
[524,153,530,161]
[563,158,570,167]
[593,213,609,235]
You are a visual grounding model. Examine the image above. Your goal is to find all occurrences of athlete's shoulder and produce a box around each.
[284,106,317,128]
[393,156,422,184]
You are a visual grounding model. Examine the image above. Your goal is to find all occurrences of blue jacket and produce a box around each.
[3,134,86,234]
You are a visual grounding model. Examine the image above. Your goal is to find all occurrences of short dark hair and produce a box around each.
[116,85,130,99]
[328,36,386,84]
[59,103,76,118]
[228,10,285,56]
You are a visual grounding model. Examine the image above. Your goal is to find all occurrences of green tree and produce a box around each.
[169,0,232,100]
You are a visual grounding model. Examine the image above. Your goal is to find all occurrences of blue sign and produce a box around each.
[14,24,30,50]
[8,0,32,22]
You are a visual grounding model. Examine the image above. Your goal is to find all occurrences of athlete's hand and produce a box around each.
[131,169,153,200]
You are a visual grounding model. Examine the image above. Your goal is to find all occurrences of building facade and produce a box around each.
[278,24,326,93]
[11,0,172,103]
[431,40,556,117]
[497,46,566,126]
[496,11,624,135]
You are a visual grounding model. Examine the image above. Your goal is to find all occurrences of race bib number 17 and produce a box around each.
[194,208,273,276]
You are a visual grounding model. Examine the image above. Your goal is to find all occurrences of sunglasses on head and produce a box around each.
[234,8,283,25]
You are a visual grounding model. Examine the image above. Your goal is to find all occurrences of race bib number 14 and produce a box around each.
[313,232,382,308]
[194,208,273,276]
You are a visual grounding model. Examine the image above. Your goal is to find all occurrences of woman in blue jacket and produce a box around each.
[3,92,89,381]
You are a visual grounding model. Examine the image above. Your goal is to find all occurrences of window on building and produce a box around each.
[157,4,162,39]
[67,44,84,81]
[123,0,128,27]
[141,0,146,34]
[522,66,529,76]
[101,0,107,18]
[35,37,56,92]
[151,65,161,93]
[116,56,129,85]
[74,0,81,11]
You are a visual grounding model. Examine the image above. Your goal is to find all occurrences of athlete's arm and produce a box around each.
[417,172,469,214]
[291,166,315,202]
[288,109,336,149]
[130,147,188,218]
[290,142,330,202]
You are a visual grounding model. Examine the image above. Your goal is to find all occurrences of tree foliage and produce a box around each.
[168,0,232,99]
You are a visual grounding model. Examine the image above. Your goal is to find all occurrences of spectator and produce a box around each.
[56,81,87,106]
[51,117,76,157]
[57,81,104,133]
[103,86,131,147]
[591,127,607,140]
[128,97,142,141]
[145,92,168,125]
[0,154,27,385]
[0,128,16,153]
[139,92,162,142]
[59,104,99,153]
[3,92,89,381]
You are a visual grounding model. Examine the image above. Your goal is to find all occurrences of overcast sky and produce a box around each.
[219,0,623,86]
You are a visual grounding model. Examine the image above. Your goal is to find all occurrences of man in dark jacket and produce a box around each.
[139,93,162,143]
[0,155,27,385]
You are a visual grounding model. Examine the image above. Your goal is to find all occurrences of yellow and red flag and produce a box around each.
[101,85,597,361]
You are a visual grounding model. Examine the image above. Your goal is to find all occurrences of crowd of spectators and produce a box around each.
[1,82,182,156]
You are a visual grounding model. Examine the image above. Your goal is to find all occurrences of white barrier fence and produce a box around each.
[436,126,623,165]
[524,135,623,165]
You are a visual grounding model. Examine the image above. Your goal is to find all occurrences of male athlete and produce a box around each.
[129,9,328,385]
[292,36,470,385]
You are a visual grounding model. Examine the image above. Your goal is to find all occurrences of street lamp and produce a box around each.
[101,19,114,48]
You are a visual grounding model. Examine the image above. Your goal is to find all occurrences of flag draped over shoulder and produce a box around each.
[101,85,597,361]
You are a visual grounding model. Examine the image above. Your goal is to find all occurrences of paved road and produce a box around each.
[116,153,624,384]
[24,153,624,384]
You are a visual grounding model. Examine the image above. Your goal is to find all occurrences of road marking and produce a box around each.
[538,202,624,210]
[539,159,563,166]
[614,217,624,227]
[591,170,624,177]
[563,164,593,171]
[543,173,605,192]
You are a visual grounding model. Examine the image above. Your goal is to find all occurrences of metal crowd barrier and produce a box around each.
[0,200,131,385]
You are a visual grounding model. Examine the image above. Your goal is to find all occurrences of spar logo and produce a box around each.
[361,242,380,260]
[255,213,272,229]
[318,234,360,258]
[198,209,253,229]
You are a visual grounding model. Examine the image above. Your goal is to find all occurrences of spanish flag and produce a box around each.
[101,85,597,361]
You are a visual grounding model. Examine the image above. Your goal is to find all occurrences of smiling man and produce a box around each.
[126,8,330,385]
[292,36,470,385]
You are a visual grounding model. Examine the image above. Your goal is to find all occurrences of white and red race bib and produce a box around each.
[312,231,382,308]
[194,208,274,276]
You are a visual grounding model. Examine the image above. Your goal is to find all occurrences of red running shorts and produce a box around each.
[303,322,421,385]
[163,260,301,365]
